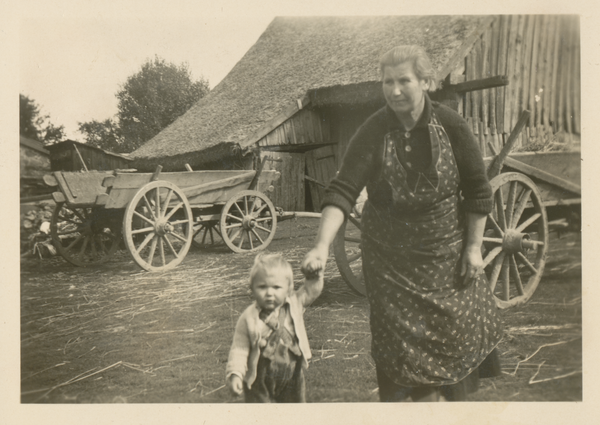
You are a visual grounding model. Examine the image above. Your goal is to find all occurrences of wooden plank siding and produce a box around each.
[260,151,306,212]
[459,15,580,153]
[257,108,326,148]
[305,145,338,210]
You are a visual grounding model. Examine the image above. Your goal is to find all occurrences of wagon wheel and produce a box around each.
[50,203,121,267]
[483,172,549,308]
[123,181,193,271]
[220,190,277,253]
[192,221,223,249]
[333,213,366,296]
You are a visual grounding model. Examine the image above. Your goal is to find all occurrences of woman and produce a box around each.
[302,45,503,402]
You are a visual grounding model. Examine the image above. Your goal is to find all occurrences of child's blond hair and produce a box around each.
[249,253,294,291]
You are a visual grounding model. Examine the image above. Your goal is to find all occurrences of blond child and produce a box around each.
[225,253,323,403]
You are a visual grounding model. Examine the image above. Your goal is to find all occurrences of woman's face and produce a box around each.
[382,62,430,116]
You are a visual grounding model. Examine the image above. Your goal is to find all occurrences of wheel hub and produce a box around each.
[502,230,532,254]
[242,215,256,230]
[155,219,174,236]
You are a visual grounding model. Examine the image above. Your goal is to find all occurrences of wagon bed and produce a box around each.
[44,166,280,271]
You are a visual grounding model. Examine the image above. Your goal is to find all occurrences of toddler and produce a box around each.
[225,253,323,403]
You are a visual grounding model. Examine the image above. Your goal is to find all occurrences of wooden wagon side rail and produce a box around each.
[99,170,280,209]
[43,171,115,206]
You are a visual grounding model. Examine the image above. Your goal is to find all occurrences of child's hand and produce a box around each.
[227,375,243,396]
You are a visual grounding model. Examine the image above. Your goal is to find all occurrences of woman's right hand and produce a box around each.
[301,244,329,279]
[227,375,243,396]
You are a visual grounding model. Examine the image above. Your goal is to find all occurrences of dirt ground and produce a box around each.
[20,218,582,403]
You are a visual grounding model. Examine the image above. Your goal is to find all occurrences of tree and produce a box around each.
[115,56,209,151]
[20,94,66,145]
[77,119,126,153]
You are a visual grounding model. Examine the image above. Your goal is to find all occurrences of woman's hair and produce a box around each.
[379,45,436,89]
[249,253,294,290]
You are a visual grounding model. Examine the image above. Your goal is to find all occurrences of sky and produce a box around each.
[19,7,275,140]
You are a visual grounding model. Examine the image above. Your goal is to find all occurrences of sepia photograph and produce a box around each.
[6,0,598,424]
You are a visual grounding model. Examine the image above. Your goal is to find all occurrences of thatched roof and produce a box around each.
[130,15,493,167]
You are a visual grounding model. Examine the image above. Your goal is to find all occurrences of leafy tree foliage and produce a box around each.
[77,119,126,153]
[115,56,209,151]
[20,94,66,145]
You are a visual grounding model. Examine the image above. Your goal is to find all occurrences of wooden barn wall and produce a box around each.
[321,105,383,168]
[257,108,328,148]
[458,15,580,155]
[259,151,306,212]
[50,143,132,172]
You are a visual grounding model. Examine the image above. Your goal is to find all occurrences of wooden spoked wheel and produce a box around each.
[123,181,193,271]
[484,172,549,308]
[192,221,223,249]
[51,203,121,267]
[333,214,366,296]
[220,190,277,253]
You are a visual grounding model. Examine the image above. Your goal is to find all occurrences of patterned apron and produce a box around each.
[361,111,503,387]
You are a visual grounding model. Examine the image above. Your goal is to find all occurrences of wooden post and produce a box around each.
[489,19,499,135]
[528,15,541,138]
[487,110,531,180]
[521,15,535,142]
[504,15,519,133]
[478,121,486,157]
[511,16,527,137]
[573,17,581,134]
[542,16,555,128]
[248,156,268,191]
[151,165,163,182]
[497,15,509,134]
[549,17,561,132]
[73,144,89,172]
[481,34,489,135]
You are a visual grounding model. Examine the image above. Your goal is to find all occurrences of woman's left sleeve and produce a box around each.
[444,114,493,215]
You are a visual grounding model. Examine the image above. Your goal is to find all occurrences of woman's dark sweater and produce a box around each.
[322,95,493,217]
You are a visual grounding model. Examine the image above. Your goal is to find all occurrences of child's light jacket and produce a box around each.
[226,290,313,389]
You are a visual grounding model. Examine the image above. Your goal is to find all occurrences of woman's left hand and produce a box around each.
[460,245,484,286]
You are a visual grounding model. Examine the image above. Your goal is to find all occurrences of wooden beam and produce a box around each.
[20,194,53,204]
[304,174,327,188]
[449,75,509,94]
[503,156,581,196]
[73,144,89,172]
[435,16,496,84]
[487,110,530,179]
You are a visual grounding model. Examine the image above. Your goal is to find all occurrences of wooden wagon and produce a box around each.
[43,164,280,271]
[333,111,581,309]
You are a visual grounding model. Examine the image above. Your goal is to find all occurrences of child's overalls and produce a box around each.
[244,305,306,403]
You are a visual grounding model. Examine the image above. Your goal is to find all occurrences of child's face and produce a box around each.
[251,268,291,312]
